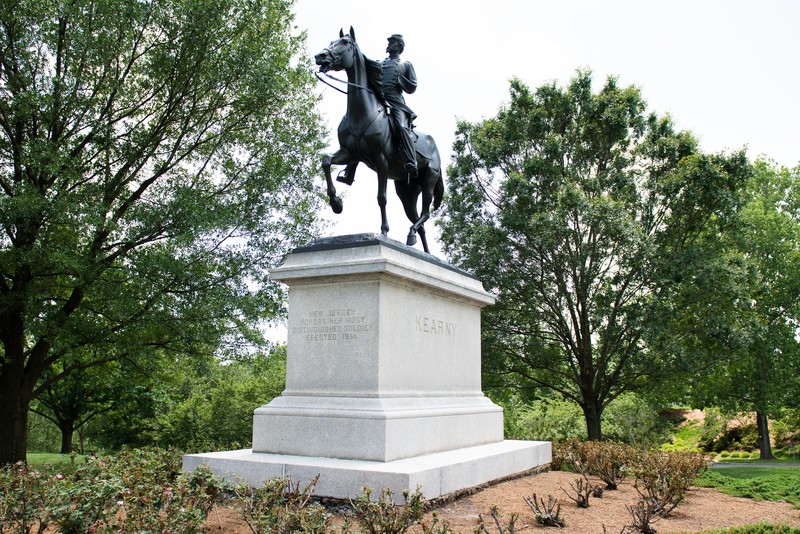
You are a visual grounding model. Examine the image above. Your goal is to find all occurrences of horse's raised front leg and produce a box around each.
[322,149,352,214]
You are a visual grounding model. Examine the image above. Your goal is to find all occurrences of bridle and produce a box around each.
[315,38,375,95]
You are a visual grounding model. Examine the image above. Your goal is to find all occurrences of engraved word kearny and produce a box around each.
[415,316,455,337]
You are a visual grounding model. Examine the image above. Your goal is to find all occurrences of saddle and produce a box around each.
[336,114,430,185]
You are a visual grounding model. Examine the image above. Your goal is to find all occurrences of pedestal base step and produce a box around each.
[183,440,551,503]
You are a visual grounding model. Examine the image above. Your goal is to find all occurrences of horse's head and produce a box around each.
[315,27,359,73]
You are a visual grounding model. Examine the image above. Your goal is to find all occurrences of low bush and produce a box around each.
[624,499,660,534]
[630,450,708,517]
[475,506,517,534]
[561,475,594,508]
[524,493,565,528]
[552,440,635,489]
[0,448,222,533]
[233,476,330,534]
[348,486,428,534]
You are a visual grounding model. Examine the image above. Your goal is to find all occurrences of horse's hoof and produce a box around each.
[406,233,417,247]
[330,196,343,214]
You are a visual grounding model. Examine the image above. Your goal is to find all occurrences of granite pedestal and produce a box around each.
[184,234,550,501]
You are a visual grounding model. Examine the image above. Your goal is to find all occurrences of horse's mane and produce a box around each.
[351,37,385,101]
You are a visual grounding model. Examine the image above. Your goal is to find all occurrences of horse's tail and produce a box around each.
[433,170,444,211]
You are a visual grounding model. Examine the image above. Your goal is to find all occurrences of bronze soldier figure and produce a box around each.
[381,34,418,177]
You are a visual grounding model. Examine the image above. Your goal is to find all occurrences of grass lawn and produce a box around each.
[697,466,800,507]
[26,452,85,466]
[668,524,800,533]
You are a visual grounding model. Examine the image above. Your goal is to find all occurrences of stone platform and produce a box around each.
[183,440,550,501]
[184,234,550,501]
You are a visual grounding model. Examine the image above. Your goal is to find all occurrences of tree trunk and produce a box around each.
[582,402,604,441]
[756,410,776,460]
[0,365,31,464]
[59,424,74,455]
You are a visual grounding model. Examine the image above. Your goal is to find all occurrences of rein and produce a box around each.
[315,71,375,95]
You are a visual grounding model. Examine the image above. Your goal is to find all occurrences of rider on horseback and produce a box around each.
[382,34,418,178]
[337,34,418,185]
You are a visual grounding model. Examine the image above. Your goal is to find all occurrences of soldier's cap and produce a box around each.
[387,34,405,45]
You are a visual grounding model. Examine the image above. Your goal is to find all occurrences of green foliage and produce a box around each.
[233,476,330,534]
[349,486,428,534]
[696,468,800,506]
[0,448,223,532]
[438,70,750,441]
[84,346,287,452]
[499,395,586,442]
[661,420,705,452]
[0,462,53,532]
[26,411,62,454]
[602,393,673,448]
[668,523,800,533]
[659,161,800,458]
[154,350,287,452]
[0,0,325,463]
[26,452,84,466]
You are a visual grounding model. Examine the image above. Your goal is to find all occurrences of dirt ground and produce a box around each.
[202,469,800,533]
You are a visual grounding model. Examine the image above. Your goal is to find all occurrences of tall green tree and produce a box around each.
[437,71,748,439]
[0,0,324,464]
[666,161,800,458]
[31,354,118,454]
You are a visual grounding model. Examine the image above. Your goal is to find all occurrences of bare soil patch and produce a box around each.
[203,470,800,533]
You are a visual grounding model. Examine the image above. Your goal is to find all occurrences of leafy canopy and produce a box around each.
[0,0,324,462]
[438,71,749,439]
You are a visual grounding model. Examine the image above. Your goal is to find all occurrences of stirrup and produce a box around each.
[336,169,354,185]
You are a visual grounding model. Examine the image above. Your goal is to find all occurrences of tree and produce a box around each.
[437,71,748,440]
[0,0,324,464]
[667,161,800,458]
[31,355,117,454]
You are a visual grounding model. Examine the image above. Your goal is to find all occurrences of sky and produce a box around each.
[292,0,800,256]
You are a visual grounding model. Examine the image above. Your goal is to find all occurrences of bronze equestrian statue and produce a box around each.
[314,28,443,254]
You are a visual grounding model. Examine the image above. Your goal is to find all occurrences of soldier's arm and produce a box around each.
[399,62,417,94]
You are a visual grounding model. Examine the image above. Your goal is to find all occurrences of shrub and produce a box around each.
[552,439,586,473]
[561,475,594,508]
[524,493,566,528]
[552,440,635,490]
[624,499,660,534]
[348,486,430,534]
[631,450,708,517]
[585,441,635,490]
[234,476,330,534]
[475,506,517,534]
[47,457,123,533]
[0,462,53,533]
[0,448,222,533]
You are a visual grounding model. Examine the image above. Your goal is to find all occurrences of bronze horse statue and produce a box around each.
[314,28,443,254]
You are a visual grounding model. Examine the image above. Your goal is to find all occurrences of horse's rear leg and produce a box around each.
[395,181,429,252]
